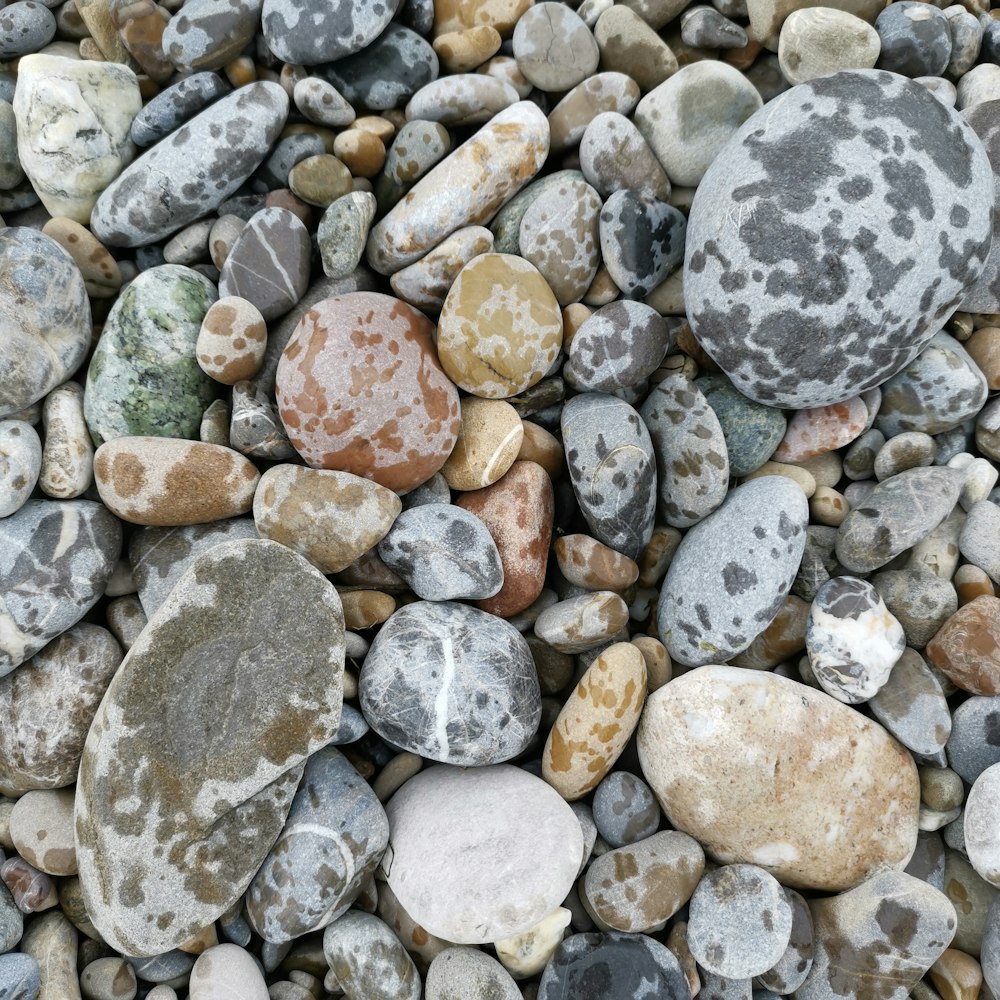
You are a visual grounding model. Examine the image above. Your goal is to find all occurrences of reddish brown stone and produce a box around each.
[456,460,553,618]
[926,595,1000,695]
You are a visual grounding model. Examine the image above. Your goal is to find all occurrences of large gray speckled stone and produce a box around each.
[90,82,289,247]
[0,500,121,677]
[657,477,808,667]
[263,0,401,65]
[684,70,993,410]
[960,99,1000,314]
[246,748,388,943]
[75,539,345,957]
[161,0,263,72]
[359,601,540,765]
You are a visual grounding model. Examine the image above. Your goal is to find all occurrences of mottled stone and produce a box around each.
[697,375,786,478]
[360,600,540,765]
[758,888,814,993]
[263,0,399,65]
[927,596,1000,695]
[682,4,748,47]
[593,5,680,93]
[196,297,266,386]
[405,75,517,127]
[869,647,952,758]
[773,396,869,463]
[592,771,661,849]
[684,71,993,410]
[293,76,356,128]
[253,464,400,574]
[512,3,599,92]
[375,118,450,211]
[0,1,55,58]
[323,912,420,1000]
[75,539,345,956]
[389,225,494,311]
[876,1,952,77]
[0,421,40,519]
[548,72,640,155]
[0,954,39,1000]
[10,788,76,876]
[131,72,229,147]
[85,265,217,444]
[779,8,880,85]
[385,764,582,947]
[638,666,920,891]
[966,763,1000,888]
[318,191,377,281]
[579,111,672,201]
[426,947,521,1000]
[247,749,388,943]
[79,957,136,1000]
[20,911,78,1000]
[90,82,289,247]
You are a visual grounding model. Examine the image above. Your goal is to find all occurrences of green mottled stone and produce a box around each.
[84,264,217,445]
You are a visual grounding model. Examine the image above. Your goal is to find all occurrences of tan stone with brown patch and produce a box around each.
[253,464,400,574]
[632,636,671,691]
[433,25,503,72]
[94,437,259,526]
[517,420,563,479]
[10,788,78,876]
[440,397,523,491]
[42,217,122,298]
[196,296,267,385]
[548,71,641,154]
[534,592,630,654]
[437,252,562,398]
[927,595,1000,695]
[389,226,494,312]
[543,642,646,800]
[730,594,809,669]
[555,534,639,591]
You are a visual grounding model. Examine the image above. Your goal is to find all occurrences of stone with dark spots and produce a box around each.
[946,694,1000,784]
[246,748,388,944]
[960,100,1000,314]
[876,2,952,77]
[263,0,401,66]
[161,0,262,71]
[0,1,54,58]
[323,912,421,1000]
[565,300,674,394]
[657,477,807,667]
[75,539,345,957]
[640,375,730,529]
[538,931,691,1000]
[130,72,230,147]
[758,888,814,994]
[359,600,540,766]
[317,24,438,111]
[684,70,993,410]
[797,870,956,999]
[592,771,661,849]
[871,567,957,650]
[377,504,503,602]
[561,393,657,561]
[0,500,121,676]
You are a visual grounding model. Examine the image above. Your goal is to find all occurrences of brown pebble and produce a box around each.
[333,129,387,178]
[339,590,396,630]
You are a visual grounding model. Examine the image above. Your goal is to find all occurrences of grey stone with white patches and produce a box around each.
[0,420,40,519]
[757,888,814,994]
[945,6,982,77]
[359,601,541,766]
[490,169,579,256]
[377,504,503,602]
[0,500,121,676]
[374,119,450,211]
[684,71,993,410]
[579,112,671,202]
[75,539,345,957]
[640,375,729,529]
[90,82,289,248]
[599,191,685,299]
[256,134,326,190]
[566,301,674,394]
[263,0,400,65]
[218,208,310,321]
[871,566,957,648]
[405,75,518,127]
[561,393,657,561]
[876,2,952,77]
[323,912,421,1000]
[0,1,54,58]
[869,647,952,758]
[657,477,808,668]
[960,100,1000,314]
[330,704,368,744]
[293,77,356,128]
[246,748,388,944]
[161,0,263,71]
[130,73,230,148]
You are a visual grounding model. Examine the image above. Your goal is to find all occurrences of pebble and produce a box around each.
[196,296,267,384]
[389,225,494,311]
[554,535,638,591]
[0,954,39,1000]
[317,191,377,280]
[593,6,680,92]
[778,8,880,85]
[0,420,41,519]
[773,396,869,463]
[638,665,919,891]
[682,5,748,48]
[547,72,640,154]
[425,947,521,1000]
[20,911,77,1000]
[0,1,55,58]
[75,539,345,956]
[876,2,952,77]
[927,595,1000,696]
[262,0,397,66]
[512,3,599,92]
[579,112,672,202]
[592,771,661,848]
[359,600,540,765]
[288,153,353,206]
[79,957,136,1000]
[322,912,421,1000]
[9,789,76,876]
[384,764,583,944]
[130,72,229,147]
[375,118,450,210]
[188,945,267,1000]
[697,375,787,477]
[406,75,518,127]
[293,77,355,128]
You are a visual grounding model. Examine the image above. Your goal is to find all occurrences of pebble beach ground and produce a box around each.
[4,0,1000,997]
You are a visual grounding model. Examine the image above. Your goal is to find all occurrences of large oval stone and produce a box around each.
[637,665,920,892]
[684,70,993,409]
[75,538,345,957]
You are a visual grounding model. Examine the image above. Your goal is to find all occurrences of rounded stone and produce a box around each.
[876,1,952,76]
[189,945,268,1000]
[275,292,460,494]
[512,3,599,92]
[360,600,540,766]
[0,2,55,58]
[80,957,137,1000]
[437,253,562,399]
[0,420,41,518]
[130,72,231,147]
[440,397,523,491]
[927,596,1000,696]
[9,788,77,876]
[160,0,261,72]
[262,0,399,66]
[384,763,584,944]
[554,535,639,592]
[684,70,993,410]
[592,771,661,849]
[778,8,881,85]
[322,911,421,1000]
[196,297,267,385]
[425,947,521,1000]
[579,112,672,202]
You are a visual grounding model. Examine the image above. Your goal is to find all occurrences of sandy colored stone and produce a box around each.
[748,0,886,50]
[42,218,122,299]
[517,421,563,479]
[433,25,502,72]
[94,437,260,526]
[810,486,849,527]
[555,534,639,591]
[543,643,646,801]
[196,297,267,385]
[927,595,1000,695]
[440,397,523,491]
[340,590,396,630]
[433,0,532,36]
[638,665,920,891]
[929,947,984,1000]
[594,5,679,92]
[744,460,817,497]
[956,564,995,606]
[10,789,77,876]
[534,592,629,654]
[548,71,641,154]
[331,132,385,179]
[965,327,1000,389]
[389,226,494,312]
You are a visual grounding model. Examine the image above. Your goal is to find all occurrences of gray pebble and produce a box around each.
[0,2,55,59]
[871,567,957,649]
[425,947,521,1000]
[263,0,400,65]
[876,1,952,77]
[959,500,1000,582]
[318,191,377,280]
[0,421,41,519]
[161,0,263,72]
[680,5,748,48]
[0,952,39,1000]
[323,912,420,1000]
[592,771,660,848]
[947,695,1000,785]
[256,133,326,191]
[757,887,813,994]
[579,112,671,202]
[130,72,230,148]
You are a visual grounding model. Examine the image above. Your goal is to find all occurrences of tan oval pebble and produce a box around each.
[253,464,401,574]
[21,912,79,998]
[80,956,138,1000]
[353,115,396,141]
[434,0,532,36]
[516,420,563,479]
[929,947,984,1000]
[955,564,995,606]
[791,449,843,488]
[40,381,93,499]
[582,261,620,306]
[208,214,247,270]
[332,130,386,178]
[10,789,77,876]
[555,534,639,591]
[778,7,881,86]
[59,876,103,941]
[42,217,122,298]
[534,592,630,654]
[339,590,396,630]
[583,831,705,933]
[965,327,1000,389]
[543,642,646,800]
[809,486,849,527]
[631,636,671,691]
[373,753,423,804]
[440,397,523,491]
[178,923,219,956]
[731,594,810,670]
[772,395,869,462]
[493,907,571,978]
[744,460,817,498]
[94,437,259,526]
[433,25,503,72]
[637,526,683,587]
[437,252,563,398]
[196,296,267,385]
[288,153,353,206]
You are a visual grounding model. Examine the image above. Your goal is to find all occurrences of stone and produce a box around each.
[90,82,289,247]
[80,957,136,1000]
[836,467,961,574]
[555,535,638,592]
[161,0,261,71]
[85,265,217,444]
[579,112,671,202]
[966,763,1000,887]
[548,72,641,154]
[0,954,39,1000]
[377,503,503,601]
[657,476,807,667]
[0,420,40,519]
[927,596,1000,695]
[0,1,55,58]
[288,154,353,206]
[275,292,460,494]
[512,3,599,92]
[75,539,345,956]
[322,912,420,1000]
[293,77,356,128]
[406,75,517,128]
[778,8,880,84]
[359,600,540,765]
[697,375,786,478]
[947,695,1000,786]
[0,624,121,796]
[9,788,76,876]
[439,397,522,491]
[246,748,388,943]
[688,864,793,978]
[130,72,230,147]
[437,253,562,398]
[0,500,121,676]
[20,911,78,1000]
[798,870,957,998]
[196,297,267,386]
[188,945,267,1000]
[426,947,521,1000]
[389,225,494,311]
[637,665,920,891]
[367,101,549,274]
[592,771,661,848]
[684,71,993,410]
[682,5,748,47]
[0,99,20,191]
[253,464,400,574]
[534,592,629,655]
[960,499,1000,583]
[758,888,814,994]
[262,0,400,65]
[876,2,952,77]
[317,191,377,281]
[562,393,656,560]
[542,643,646,800]
[593,6,680,93]
[773,396,869,463]
[42,218,121,300]
[375,119,451,211]
[0,228,91,420]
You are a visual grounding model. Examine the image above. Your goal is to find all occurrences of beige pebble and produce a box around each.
[42,218,121,298]
[929,948,984,1000]
[21,911,80,999]
[637,526,683,587]
[224,55,255,87]
[352,115,395,141]
[332,130,386,178]
[79,956,138,1000]
[581,262,620,306]
[744,461,817,498]
[208,214,246,270]
[105,595,147,651]
[561,303,592,351]
[478,54,533,98]
[493,908,571,979]
[433,25,502,72]
[40,382,93,499]
[810,486,849,526]
[195,297,266,385]
[667,921,700,998]
[594,5,679,91]
[790,450,843,488]
[373,753,423,804]
[199,397,230,447]
[9,789,77,876]
[433,0,532,36]
[955,564,995,606]
[965,326,1000,389]
[555,534,639,591]
[516,420,563,479]
[440,397,523,491]
[339,590,396,630]
[534,592,630,654]
[293,76,356,128]
[288,153,353,206]
[731,594,810,670]
[631,635,671,691]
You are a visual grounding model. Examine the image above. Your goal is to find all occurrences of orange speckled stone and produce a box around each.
[772,395,869,463]
[275,292,460,494]
[455,459,553,618]
[926,595,1000,695]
